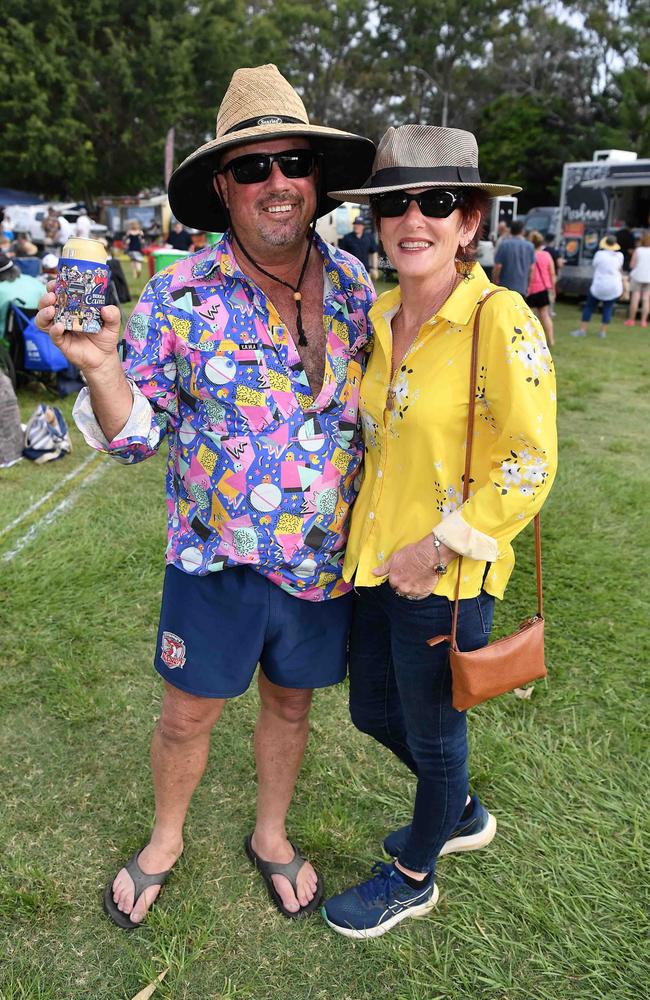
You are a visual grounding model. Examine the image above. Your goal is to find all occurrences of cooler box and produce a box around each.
[151,249,189,275]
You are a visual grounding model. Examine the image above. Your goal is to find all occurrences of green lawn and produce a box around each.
[1,298,649,1000]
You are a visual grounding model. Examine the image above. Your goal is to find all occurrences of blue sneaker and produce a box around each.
[383,793,496,859]
[322,862,439,939]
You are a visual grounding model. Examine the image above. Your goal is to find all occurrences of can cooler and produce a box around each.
[54,237,110,334]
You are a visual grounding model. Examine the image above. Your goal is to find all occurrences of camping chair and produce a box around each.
[5,301,68,393]
[14,257,43,278]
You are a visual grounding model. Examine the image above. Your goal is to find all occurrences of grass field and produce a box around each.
[1,287,649,1000]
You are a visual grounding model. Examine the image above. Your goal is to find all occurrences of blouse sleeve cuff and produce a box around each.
[435,509,499,562]
[72,380,151,450]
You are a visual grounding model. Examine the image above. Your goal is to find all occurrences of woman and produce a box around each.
[322,125,558,939]
[625,231,650,328]
[526,230,556,346]
[570,235,623,339]
[124,219,145,279]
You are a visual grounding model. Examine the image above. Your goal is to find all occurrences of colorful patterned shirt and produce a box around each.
[344,265,557,600]
[73,232,375,600]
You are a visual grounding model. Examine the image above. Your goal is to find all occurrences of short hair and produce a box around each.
[510,220,525,236]
[545,232,555,243]
[455,189,492,265]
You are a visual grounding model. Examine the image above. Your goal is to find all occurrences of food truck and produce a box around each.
[557,150,650,295]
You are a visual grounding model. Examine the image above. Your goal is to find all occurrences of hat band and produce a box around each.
[0,259,14,272]
[224,114,306,135]
[370,165,482,188]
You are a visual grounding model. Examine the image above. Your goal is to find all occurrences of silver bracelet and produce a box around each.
[431,532,447,575]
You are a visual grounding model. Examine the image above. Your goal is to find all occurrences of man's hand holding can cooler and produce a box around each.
[54,237,110,334]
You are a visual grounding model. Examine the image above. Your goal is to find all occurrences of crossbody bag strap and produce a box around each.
[449,289,543,650]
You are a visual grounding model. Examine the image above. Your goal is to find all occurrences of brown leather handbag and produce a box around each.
[428,290,547,711]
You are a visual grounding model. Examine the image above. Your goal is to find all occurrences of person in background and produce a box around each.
[0,236,14,258]
[58,214,74,245]
[12,232,39,257]
[493,220,510,249]
[625,231,650,329]
[526,230,556,347]
[42,207,62,249]
[543,233,563,315]
[338,216,379,283]
[322,124,557,940]
[39,253,59,284]
[75,211,93,239]
[616,221,636,273]
[124,219,145,279]
[104,237,131,305]
[0,253,44,332]
[570,235,623,339]
[189,230,208,252]
[492,219,535,296]
[1,208,15,242]
[166,221,193,251]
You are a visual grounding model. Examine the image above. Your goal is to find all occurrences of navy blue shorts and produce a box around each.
[154,566,353,698]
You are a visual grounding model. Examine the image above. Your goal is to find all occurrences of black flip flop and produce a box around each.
[244,834,324,919]
[102,849,173,930]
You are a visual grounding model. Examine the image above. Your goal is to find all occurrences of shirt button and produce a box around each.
[369,512,375,520]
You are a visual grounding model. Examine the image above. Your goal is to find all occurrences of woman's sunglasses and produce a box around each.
[371,189,465,219]
[220,149,318,185]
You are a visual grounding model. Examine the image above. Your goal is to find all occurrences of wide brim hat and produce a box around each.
[599,236,621,251]
[329,124,521,202]
[168,64,375,232]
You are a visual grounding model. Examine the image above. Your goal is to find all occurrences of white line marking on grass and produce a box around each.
[2,462,109,562]
[0,451,100,541]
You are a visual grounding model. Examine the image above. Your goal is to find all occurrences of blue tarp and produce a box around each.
[0,188,46,206]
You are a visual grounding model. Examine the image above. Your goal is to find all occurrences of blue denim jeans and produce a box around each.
[581,290,619,325]
[349,583,495,874]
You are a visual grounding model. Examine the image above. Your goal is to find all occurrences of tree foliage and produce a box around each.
[0,0,647,208]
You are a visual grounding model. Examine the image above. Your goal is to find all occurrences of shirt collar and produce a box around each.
[190,228,360,300]
[370,263,491,331]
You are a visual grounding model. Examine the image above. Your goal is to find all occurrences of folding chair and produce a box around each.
[5,302,68,392]
[14,257,43,278]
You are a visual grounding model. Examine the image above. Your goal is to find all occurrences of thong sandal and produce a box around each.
[102,849,173,930]
[244,834,324,919]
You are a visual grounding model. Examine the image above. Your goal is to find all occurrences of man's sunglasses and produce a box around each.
[371,189,465,219]
[220,149,318,185]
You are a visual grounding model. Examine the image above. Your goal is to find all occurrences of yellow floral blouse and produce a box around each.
[343,264,558,600]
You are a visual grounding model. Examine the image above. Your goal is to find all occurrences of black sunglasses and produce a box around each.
[371,189,465,219]
[220,149,318,185]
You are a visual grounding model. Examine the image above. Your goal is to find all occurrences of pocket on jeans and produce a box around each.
[475,590,495,635]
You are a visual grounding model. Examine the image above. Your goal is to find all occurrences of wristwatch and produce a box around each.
[431,532,447,575]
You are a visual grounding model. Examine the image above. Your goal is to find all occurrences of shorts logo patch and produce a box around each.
[161,631,186,669]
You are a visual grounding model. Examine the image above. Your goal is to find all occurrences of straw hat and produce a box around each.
[168,64,375,232]
[329,124,521,202]
[599,236,621,251]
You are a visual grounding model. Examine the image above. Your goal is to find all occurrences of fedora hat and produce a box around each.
[168,64,375,232]
[329,124,521,202]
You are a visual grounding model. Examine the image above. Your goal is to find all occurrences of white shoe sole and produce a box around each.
[323,882,440,940]
[439,811,497,857]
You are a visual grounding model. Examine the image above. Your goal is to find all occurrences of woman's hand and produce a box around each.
[373,534,457,599]
[35,282,123,375]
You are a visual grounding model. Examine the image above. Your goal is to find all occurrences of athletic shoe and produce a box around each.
[624,319,635,326]
[598,330,607,338]
[641,321,648,328]
[570,329,586,337]
[383,793,497,859]
[322,862,439,939]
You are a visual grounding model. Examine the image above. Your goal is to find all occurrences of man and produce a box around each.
[42,207,61,249]
[492,219,535,296]
[543,233,564,315]
[616,220,636,272]
[36,63,375,928]
[74,210,92,239]
[166,220,193,251]
[338,216,379,281]
[0,253,44,332]
[493,220,509,248]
